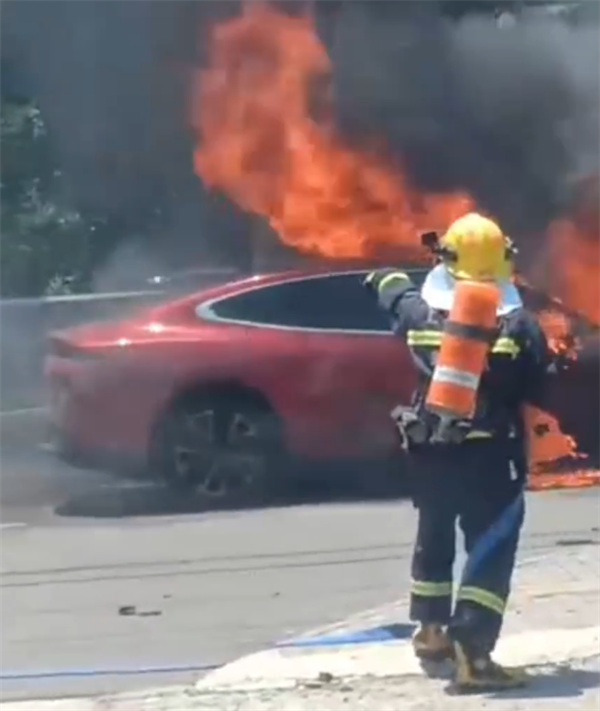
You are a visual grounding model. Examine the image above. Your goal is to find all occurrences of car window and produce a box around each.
[207,270,428,332]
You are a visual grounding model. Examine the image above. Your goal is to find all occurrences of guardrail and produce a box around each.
[0,269,242,414]
[0,407,49,450]
[0,290,167,413]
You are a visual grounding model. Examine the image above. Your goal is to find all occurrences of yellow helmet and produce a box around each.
[441,213,516,282]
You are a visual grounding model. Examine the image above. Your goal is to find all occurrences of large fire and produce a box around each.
[192,3,599,490]
[193,3,474,261]
[549,220,600,325]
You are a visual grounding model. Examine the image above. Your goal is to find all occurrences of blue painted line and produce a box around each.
[0,662,221,682]
[1,628,415,682]
[277,623,415,648]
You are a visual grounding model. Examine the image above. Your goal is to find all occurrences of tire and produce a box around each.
[151,391,284,504]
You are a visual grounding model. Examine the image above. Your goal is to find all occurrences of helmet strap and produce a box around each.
[440,247,458,264]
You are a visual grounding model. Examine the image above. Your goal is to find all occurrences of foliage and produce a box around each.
[439,1,590,21]
[0,96,96,297]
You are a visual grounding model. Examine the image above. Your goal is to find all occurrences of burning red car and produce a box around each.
[44,267,599,499]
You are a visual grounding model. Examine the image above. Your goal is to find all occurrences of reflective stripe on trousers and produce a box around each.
[411,581,505,614]
[411,580,453,597]
[456,586,506,615]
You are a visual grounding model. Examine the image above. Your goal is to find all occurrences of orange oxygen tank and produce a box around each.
[425,280,501,421]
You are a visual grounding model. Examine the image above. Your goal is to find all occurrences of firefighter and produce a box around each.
[364,213,552,693]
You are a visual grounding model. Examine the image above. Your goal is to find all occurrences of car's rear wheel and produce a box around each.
[151,391,284,503]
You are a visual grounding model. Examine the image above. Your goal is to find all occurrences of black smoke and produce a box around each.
[315,1,599,264]
[1,0,260,281]
[3,1,598,280]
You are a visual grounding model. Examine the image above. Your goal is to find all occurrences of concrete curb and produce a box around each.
[0,408,48,450]
[3,629,598,711]
[194,625,600,693]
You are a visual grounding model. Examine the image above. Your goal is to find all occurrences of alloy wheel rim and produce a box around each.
[171,409,267,498]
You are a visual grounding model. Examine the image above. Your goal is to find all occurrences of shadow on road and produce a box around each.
[53,460,411,519]
[488,664,600,700]
[6,447,597,521]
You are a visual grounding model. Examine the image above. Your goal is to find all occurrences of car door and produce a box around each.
[289,273,420,458]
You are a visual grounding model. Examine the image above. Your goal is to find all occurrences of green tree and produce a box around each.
[0,95,96,297]
[439,1,587,21]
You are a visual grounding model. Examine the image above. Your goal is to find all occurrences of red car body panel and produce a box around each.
[44,270,419,464]
[44,268,599,468]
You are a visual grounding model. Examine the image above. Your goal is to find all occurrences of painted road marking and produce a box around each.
[0,522,27,531]
[0,662,219,682]
[0,408,46,417]
[277,622,414,648]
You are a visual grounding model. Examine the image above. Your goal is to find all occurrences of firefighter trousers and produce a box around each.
[408,439,525,657]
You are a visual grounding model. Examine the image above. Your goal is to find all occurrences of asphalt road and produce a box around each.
[1,449,598,702]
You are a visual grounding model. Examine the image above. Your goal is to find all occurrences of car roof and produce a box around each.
[152,264,596,332]
[153,264,430,312]
[226,264,429,295]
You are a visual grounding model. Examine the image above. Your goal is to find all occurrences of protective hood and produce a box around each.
[420,263,523,316]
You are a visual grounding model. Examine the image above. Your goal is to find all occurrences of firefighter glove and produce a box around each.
[363,269,413,295]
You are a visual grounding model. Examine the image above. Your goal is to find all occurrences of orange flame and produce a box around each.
[537,309,579,360]
[192,3,598,490]
[525,405,599,491]
[526,308,599,490]
[529,184,599,489]
[193,3,474,261]
[543,175,599,326]
[546,221,600,327]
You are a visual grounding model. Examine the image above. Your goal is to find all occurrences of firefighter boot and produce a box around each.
[448,641,529,694]
[412,624,454,662]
